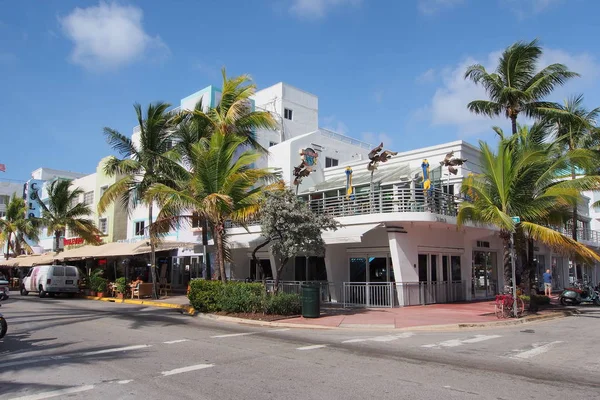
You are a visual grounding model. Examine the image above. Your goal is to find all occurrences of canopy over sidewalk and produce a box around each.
[3,241,197,266]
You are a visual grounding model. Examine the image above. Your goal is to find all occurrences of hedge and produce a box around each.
[187,279,301,315]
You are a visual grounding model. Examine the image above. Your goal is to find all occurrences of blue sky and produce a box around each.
[1,0,599,181]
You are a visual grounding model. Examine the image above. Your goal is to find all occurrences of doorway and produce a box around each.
[472,251,498,299]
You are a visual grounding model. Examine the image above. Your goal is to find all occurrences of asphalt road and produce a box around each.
[1,295,599,400]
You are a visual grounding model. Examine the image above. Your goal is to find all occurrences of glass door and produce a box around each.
[472,251,497,299]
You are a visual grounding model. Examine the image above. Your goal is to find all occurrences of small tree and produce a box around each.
[252,189,338,293]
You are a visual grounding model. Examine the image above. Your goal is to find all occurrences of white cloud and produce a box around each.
[290,0,361,19]
[59,2,168,71]
[418,0,465,15]
[322,115,349,135]
[361,132,393,148]
[501,0,563,19]
[416,68,436,84]
[373,89,384,103]
[416,48,600,137]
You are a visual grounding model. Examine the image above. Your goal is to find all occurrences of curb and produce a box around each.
[195,309,578,331]
[80,296,196,315]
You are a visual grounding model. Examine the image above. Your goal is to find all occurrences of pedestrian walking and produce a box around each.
[543,269,552,297]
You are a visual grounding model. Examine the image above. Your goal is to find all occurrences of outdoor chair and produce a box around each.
[132,283,153,299]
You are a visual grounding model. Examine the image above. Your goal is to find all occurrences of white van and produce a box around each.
[21,265,81,298]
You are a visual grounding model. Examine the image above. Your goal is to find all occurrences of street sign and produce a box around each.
[511,216,520,224]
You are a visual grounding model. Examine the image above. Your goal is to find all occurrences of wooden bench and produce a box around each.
[132,283,153,299]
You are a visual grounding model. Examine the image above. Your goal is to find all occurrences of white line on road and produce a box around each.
[82,344,151,356]
[297,344,327,350]
[422,335,501,349]
[164,339,190,344]
[117,380,133,384]
[211,332,258,338]
[161,364,214,376]
[269,328,291,332]
[511,341,563,359]
[342,332,415,343]
[8,385,95,400]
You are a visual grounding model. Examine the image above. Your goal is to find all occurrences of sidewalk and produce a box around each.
[82,294,195,314]
[278,297,571,329]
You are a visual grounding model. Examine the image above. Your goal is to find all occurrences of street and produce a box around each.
[1,296,599,400]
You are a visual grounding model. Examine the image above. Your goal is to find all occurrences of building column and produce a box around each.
[387,227,418,306]
[462,240,473,301]
[324,244,348,303]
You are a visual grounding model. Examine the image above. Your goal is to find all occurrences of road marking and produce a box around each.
[269,328,291,332]
[82,344,151,356]
[211,332,258,338]
[297,344,327,350]
[117,380,133,384]
[342,332,414,343]
[8,385,95,400]
[164,339,190,344]
[161,364,214,376]
[422,335,501,349]
[511,341,563,359]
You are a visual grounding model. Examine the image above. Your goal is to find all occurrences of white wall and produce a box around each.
[31,168,86,181]
[0,181,24,217]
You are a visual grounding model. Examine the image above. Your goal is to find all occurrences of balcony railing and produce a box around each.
[304,187,460,218]
[553,226,600,246]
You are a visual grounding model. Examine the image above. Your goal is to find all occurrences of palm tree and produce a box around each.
[0,193,40,259]
[169,70,279,278]
[172,68,278,154]
[147,132,278,283]
[98,102,176,298]
[537,95,600,241]
[465,39,579,135]
[38,180,102,252]
[458,136,600,288]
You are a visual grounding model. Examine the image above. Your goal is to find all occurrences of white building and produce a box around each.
[125,82,373,288]
[227,139,599,306]
[0,179,24,219]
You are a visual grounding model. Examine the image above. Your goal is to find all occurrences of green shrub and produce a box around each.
[219,282,264,313]
[90,275,107,293]
[188,280,224,312]
[115,277,127,294]
[264,293,301,315]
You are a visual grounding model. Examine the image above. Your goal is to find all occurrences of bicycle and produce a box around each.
[494,293,525,319]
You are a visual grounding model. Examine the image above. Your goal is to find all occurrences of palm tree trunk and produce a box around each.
[571,167,578,241]
[501,231,512,290]
[510,115,518,136]
[215,222,227,283]
[148,203,158,299]
[55,230,62,253]
[4,231,11,259]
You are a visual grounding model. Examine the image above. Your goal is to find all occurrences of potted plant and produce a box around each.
[96,279,107,298]
[115,277,127,299]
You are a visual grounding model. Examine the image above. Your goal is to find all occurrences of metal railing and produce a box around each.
[305,187,460,218]
[553,226,600,246]
[264,280,335,303]
[320,129,373,150]
[342,281,468,308]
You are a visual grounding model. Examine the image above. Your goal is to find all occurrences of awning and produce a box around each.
[11,253,59,267]
[133,241,196,255]
[56,245,100,260]
[304,164,412,193]
[321,223,381,244]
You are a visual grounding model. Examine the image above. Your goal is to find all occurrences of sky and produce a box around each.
[1,0,600,181]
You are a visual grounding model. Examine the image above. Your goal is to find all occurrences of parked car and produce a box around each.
[20,265,80,298]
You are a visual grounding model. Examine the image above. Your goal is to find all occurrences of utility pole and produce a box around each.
[510,216,520,317]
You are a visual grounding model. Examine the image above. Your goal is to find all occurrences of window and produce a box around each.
[52,266,65,277]
[284,108,293,120]
[66,267,77,277]
[83,191,94,205]
[191,212,201,229]
[100,185,108,196]
[325,157,339,168]
[0,211,5,218]
[0,195,8,205]
[98,218,108,234]
[269,141,278,147]
[135,221,145,236]
[70,197,79,209]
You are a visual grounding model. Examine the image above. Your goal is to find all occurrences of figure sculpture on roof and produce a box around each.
[293,147,319,194]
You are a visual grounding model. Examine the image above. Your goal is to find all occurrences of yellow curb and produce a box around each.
[196,309,576,332]
[81,295,196,315]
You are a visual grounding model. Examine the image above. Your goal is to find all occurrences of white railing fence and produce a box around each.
[343,281,468,308]
[264,280,336,303]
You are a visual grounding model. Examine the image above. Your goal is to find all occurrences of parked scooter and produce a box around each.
[559,282,600,306]
[0,292,7,339]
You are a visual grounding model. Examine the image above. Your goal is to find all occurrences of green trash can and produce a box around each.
[301,284,320,318]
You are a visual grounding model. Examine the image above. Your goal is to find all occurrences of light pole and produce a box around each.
[510,216,520,317]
